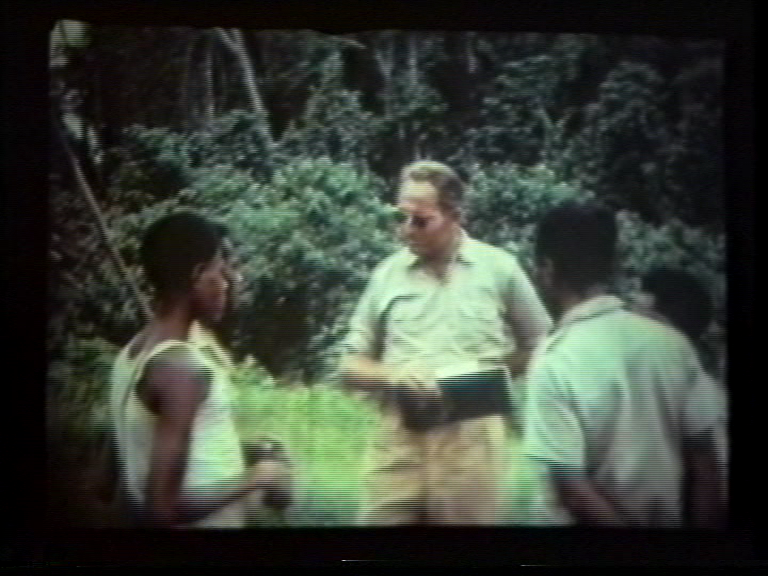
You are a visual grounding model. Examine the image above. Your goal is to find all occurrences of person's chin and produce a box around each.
[201,309,224,327]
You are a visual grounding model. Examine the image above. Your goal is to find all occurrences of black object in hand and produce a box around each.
[242,437,292,511]
[263,486,292,510]
[395,367,510,432]
[395,386,445,432]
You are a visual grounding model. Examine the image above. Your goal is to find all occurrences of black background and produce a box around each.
[2,0,757,566]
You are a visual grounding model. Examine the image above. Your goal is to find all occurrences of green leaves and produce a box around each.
[50,31,726,385]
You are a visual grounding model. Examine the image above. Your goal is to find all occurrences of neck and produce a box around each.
[151,297,195,341]
[423,226,462,274]
[556,284,606,319]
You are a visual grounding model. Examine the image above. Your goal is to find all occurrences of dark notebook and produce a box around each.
[396,366,510,432]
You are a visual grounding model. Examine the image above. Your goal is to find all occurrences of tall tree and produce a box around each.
[215,28,275,148]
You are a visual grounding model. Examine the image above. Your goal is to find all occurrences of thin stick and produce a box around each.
[54,115,152,321]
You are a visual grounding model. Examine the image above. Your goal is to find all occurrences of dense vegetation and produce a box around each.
[47,24,725,526]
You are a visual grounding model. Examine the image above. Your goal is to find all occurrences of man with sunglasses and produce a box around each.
[340,160,552,525]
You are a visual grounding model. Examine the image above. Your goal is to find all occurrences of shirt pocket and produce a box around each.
[458,288,502,343]
[387,293,428,336]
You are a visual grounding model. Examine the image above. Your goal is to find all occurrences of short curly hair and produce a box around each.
[140,211,227,298]
[642,267,713,342]
[535,200,617,292]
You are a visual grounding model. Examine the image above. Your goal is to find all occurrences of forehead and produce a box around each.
[397,180,440,211]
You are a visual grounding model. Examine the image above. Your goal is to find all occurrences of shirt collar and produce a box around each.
[405,228,476,268]
[556,294,626,330]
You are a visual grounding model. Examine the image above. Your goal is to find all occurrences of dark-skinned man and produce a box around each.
[522,201,723,527]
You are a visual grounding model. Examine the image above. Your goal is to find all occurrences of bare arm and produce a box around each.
[144,352,285,527]
[339,353,393,393]
[552,470,628,526]
[681,365,725,528]
[684,432,724,528]
[504,257,552,377]
[505,348,534,379]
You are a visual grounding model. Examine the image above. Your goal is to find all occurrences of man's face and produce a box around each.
[396,179,458,261]
[533,255,557,315]
[191,249,233,325]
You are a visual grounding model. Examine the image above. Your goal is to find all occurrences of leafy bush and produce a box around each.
[47,337,119,461]
[104,126,194,205]
[46,337,120,525]
[216,158,398,379]
[278,56,377,169]
[464,162,594,271]
[186,110,276,177]
[614,210,726,370]
[105,155,399,380]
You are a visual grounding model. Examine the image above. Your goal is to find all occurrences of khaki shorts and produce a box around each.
[358,408,508,525]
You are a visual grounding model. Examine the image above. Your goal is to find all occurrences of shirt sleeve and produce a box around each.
[522,352,585,470]
[503,254,553,352]
[340,270,383,360]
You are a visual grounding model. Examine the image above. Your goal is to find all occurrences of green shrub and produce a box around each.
[464,162,593,272]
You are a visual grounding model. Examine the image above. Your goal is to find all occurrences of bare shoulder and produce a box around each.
[144,344,211,410]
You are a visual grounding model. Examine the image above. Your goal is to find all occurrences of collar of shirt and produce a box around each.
[538,294,625,355]
[403,228,476,269]
[556,294,625,330]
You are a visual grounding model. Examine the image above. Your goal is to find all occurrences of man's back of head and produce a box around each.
[641,267,713,344]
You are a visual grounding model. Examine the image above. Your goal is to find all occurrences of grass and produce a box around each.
[234,375,540,526]
[47,344,542,527]
[234,381,376,526]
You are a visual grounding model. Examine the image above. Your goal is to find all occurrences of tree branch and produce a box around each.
[53,112,152,322]
[214,27,237,51]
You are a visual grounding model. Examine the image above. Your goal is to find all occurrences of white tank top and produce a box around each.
[109,325,246,527]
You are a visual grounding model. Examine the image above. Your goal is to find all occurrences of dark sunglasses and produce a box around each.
[394,211,433,229]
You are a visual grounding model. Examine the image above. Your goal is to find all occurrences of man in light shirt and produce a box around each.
[340,160,552,525]
[523,201,724,527]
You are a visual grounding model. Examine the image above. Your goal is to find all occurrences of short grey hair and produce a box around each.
[399,160,466,213]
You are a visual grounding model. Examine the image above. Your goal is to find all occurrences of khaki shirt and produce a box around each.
[522,295,722,526]
[342,232,552,374]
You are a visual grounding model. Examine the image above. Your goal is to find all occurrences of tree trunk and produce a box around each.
[465,32,477,75]
[536,104,555,165]
[215,27,274,148]
[203,38,215,129]
[373,33,395,117]
[407,32,419,90]
[181,38,196,131]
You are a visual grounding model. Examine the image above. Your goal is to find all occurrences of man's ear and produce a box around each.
[448,204,463,224]
[190,261,207,287]
[539,257,555,286]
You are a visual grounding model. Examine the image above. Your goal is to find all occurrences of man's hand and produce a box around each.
[251,459,293,511]
[389,364,442,402]
[243,437,294,510]
[553,468,629,527]
[506,349,533,378]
